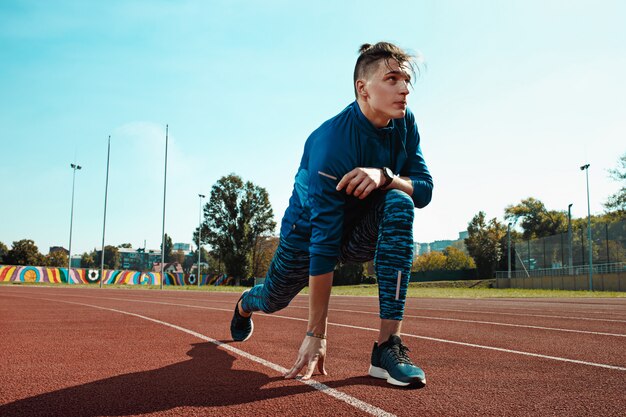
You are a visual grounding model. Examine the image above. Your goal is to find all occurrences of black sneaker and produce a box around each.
[368,335,426,388]
[230,290,254,342]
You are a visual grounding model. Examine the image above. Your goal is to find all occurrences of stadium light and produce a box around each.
[160,125,169,290]
[68,163,82,284]
[580,164,592,291]
[100,136,111,288]
[198,193,206,287]
[507,223,511,278]
[567,203,573,275]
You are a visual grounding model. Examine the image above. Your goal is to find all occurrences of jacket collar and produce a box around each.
[351,101,395,138]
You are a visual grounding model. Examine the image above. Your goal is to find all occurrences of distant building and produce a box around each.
[173,243,191,254]
[430,240,455,252]
[418,242,431,255]
[415,230,470,256]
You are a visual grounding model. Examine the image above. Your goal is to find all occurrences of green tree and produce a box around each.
[443,246,476,270]
[45,251,68,267]
[117,243,132,249]
[504,198,567,239]
[195,174,276,280]
[197,248,224,274]
[183,247,211,274]
[0,241,8,263]
[183,252,194,274]
[95,245,120,270]
[173,249,185,266]
[80,251,96,268]
[413,251,447,272]
[605,153,626,214]
[251,236,279,278]
[465,212,507,278]
[160,234,174,263]
[5,239,45,266]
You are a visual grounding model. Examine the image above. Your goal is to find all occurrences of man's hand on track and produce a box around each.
[284,335,328,380]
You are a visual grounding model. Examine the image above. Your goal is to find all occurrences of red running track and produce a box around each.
[1,286,625,416]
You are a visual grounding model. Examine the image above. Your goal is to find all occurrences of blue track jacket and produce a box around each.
[280,101,433,276]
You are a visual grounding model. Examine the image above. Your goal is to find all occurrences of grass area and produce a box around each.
[3,279,625,298]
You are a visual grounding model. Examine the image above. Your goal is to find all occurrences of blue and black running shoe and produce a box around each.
[369,335,426,388]
[230,291,254,342]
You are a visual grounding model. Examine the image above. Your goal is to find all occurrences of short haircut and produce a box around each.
[353,42,418,98]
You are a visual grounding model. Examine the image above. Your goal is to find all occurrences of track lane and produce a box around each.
[5,287,626,366]
[2,286,626,416]
[0,293,388,417]
[16,286,626,331]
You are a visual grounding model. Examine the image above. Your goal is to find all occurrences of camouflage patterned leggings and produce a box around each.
[241,189,414,320]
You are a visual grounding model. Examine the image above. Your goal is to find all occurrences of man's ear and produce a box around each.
[355,79,368,99]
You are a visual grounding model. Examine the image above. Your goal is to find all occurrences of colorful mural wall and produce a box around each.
[0,265,233,286]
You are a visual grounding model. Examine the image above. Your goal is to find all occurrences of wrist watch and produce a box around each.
[381,167,394,187]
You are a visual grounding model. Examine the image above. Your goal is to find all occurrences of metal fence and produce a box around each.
[496,262,626,278]
[498,219,625,278]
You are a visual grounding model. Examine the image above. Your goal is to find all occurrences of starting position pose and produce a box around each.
[230,42,433,388]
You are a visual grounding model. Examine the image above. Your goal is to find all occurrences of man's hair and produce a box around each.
[353,42,417,98]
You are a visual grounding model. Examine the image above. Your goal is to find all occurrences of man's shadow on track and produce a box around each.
[0,341,388,417]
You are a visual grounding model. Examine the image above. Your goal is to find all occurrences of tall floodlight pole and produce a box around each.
[507,223,511,278]
[567,203,573,275]
[160,125,169,290]
[100,136,111,288]
[198,194,205,287]
[580,164,592,291]
[68,163,82,284]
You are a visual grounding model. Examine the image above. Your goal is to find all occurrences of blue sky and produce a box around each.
[1,0,625,257]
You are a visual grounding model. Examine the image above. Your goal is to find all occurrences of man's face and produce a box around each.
[361,59,411,122]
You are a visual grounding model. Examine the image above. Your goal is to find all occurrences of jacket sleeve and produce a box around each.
[307,133,354,276]
[403,113,433,208]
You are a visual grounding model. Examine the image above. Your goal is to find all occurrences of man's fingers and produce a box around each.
[344,175,360,194]
[346,173,367,195]
[317,354,327,376]
[337,170,358,190]
[301,357,318,380]
[284,365,303,379]
[358,183,378,200]
[353,178,376,198]
[284,358,305,379]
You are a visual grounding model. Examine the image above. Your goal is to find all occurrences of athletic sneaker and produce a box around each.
[368,335,426,388]
[230,290,254,342]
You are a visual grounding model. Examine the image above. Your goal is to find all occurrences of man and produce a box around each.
[230,42,433,388]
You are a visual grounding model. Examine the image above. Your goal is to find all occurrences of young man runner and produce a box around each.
[230,42,433,388]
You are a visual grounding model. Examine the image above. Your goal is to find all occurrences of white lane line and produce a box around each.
[336,323,626,372]
[302,300,626,324]
[31,296,396,417]
[410,307,626,323]
[407,314,626,337]
[6,288,626,332]
[64,294,626,336]
[6,287,626,320]
[13,292,626,373]
[267,305,626,338]
[312,296,626,316]
[72,293,626,323]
